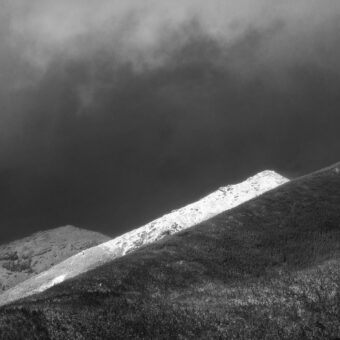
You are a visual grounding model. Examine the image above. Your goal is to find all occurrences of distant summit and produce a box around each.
[0,226,109,292]
[0,170,287,306]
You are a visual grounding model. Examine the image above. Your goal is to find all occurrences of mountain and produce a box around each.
[1,163,340,339]
[0,226,110,293]
[0,170,287,308]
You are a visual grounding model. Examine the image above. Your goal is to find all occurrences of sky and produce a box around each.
[1,0,340,242]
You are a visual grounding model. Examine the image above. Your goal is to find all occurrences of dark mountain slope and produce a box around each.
[1,163,340,339]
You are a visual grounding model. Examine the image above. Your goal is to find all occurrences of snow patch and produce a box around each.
[35,274,66,293]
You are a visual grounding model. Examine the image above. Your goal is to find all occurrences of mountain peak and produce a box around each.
[3,163,338,339]
[0,170,288,306]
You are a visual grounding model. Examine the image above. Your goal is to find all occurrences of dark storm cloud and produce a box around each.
[1,0,340,242]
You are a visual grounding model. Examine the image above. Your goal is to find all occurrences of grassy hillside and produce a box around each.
[1,164,340,339]
[0,226,110,293]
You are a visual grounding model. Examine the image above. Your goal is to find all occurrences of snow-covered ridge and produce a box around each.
[101,170,288,253]
[0,170,288,306]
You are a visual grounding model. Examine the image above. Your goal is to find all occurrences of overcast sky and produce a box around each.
[1,0,340,242]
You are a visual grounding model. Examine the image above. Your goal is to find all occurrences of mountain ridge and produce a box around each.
[0,170,287,307]
[0,163,339,339]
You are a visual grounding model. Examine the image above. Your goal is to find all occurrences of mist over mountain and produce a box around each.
[1,1,340,242]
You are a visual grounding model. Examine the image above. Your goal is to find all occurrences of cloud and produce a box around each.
[0,1,340,241]
[3,0,340,75]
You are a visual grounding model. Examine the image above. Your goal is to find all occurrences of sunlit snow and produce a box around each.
[0,170,288,306]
